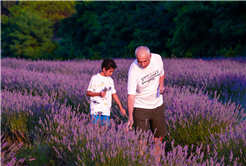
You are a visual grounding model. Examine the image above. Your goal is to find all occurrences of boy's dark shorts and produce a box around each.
[133,103,168,138]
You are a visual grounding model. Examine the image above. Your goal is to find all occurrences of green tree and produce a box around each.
[165,1,246,58]
[57,1,174,59]
[2,1,18,9]
[0,0,9,16]
[55,1,246,59]
[1,5,57,60]
[19,1,77,23]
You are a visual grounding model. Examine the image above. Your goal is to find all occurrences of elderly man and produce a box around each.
[127,46,168,143]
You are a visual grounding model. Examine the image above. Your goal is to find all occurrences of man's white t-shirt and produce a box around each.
[87,73,116,116]
[127,53,164,109]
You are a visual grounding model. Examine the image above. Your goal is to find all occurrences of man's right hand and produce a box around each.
[127,94,135,132]
[126,116,133,131]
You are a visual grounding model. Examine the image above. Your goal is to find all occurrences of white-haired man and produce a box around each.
[127,46,168,147]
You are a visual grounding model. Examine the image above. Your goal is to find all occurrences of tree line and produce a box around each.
[1,1,246,60]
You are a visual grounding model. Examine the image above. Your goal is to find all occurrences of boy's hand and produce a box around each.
[120,108,127,116]
[100,91,106,97]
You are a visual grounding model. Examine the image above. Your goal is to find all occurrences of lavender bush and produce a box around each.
[211,123,246,165]
[163,85,245,146]
[1,67,92,114]
[14,138,54,166]
[1,89,60,140]
[1,135,25,165]
[34,84,244,165]
[163,58,246,110]
[1,57,246,165]
[2,57,246,110]
[39,104,224,165]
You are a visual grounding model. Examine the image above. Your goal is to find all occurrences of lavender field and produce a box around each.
[1,57,246,165]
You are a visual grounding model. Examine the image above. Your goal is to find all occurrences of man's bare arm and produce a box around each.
[127,94,135,129]
[159,74,165,94]
[159,74,165,87]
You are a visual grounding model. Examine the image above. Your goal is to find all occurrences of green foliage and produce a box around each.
[16,142,53,166]
[8,112,29,135]
[224,45,242,58]
[1,5,57,60]
[54,35,83,60]
[185,51,193,58]
[1,1,18,9]
[57,1,246,60]
[168,115,229,150]
[57,1,174,59]
[19,1,77,23]
[166,1,246,58]
[216,138,246,165]
[2,1,246,60]
[1,106,44,144]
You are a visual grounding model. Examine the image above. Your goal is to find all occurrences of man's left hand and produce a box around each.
[159,86,165,95]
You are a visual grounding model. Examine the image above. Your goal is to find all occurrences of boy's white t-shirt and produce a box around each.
[127,53,164,109]
[87,73,116,116]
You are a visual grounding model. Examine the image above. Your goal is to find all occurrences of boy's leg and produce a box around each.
[100,115,110,126]
[91,115,109,133]
[91,114,109,125]
[91,114,100,124]
[97,115,110,132]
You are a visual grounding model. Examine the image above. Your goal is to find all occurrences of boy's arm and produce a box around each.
[87,76,106,97]
[112,93,126,116]
[87,91,106,97]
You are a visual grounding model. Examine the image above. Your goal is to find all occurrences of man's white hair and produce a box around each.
[135,46,150,58]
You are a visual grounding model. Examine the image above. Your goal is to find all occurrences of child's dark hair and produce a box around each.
[101,58,117,71]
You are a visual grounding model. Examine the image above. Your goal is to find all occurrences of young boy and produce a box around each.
[87,58,126,126]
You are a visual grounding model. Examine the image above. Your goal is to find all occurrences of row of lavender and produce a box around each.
[1,57,246,165]
[2,85,246,165]
[2,57,246,109]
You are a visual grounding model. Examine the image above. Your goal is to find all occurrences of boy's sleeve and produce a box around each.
[87,76,95,92]
[127,65,137,95]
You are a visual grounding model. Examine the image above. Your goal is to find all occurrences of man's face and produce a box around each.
[136,51,151,69]
[103,67,115,77]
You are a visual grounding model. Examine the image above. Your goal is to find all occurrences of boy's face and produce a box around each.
[103,67,115,77]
